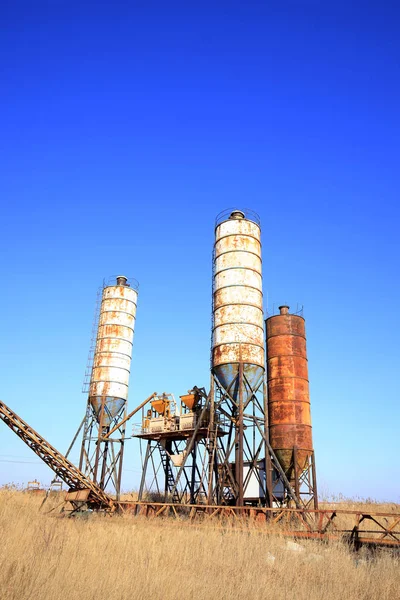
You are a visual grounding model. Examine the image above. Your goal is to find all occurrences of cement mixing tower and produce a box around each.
[129,210,317,509]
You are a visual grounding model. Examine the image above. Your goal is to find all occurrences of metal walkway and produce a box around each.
[117,501,400,549]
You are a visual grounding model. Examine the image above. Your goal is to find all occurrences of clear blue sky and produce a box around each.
[1,1,399,501]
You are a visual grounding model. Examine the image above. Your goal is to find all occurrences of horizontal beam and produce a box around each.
[116,500,400,547]
[102,392,158,440]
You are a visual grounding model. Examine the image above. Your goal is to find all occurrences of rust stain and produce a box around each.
[212,214,264,392]
[266,309,313,477]
[88,284,138,425]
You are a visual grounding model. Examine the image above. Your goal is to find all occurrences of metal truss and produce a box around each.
[138,437,211,504]
[79,398,127,500]
[208,368,319,511]
[0,400,114,510]
[137,388,214,505]
[136,376,318,513]
[209,366,269,506]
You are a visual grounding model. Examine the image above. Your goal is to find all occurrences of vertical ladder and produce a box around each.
[82,285,103,394]
[210,246,216,369]
[159,445,181,503]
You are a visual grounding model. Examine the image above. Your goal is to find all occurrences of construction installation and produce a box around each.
[1,210,399,548]
[135,209,316,511]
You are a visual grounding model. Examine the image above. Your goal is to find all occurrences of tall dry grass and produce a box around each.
[0,489,399,600]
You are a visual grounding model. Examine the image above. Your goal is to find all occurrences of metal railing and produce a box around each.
[265,304,304,318]
[215,208,261,227]
[102,275,139,291]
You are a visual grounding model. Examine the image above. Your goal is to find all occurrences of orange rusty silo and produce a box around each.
[265,305,313,479]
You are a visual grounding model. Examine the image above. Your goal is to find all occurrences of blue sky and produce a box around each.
[0,1,399,501]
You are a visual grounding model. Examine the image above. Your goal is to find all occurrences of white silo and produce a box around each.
[212,210,264,395]
[89,276,138,425]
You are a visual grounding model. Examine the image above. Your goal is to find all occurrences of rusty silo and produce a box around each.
[89,275,138,426]
[80,275,138,498]
[266,305,317,506]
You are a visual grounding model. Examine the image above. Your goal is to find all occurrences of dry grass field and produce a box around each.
[1,488,399,600]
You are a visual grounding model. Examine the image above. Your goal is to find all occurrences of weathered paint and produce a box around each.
[266,306,313,477]
[89,279,138,424]
[212,211,264,393]
[180,393,198,410]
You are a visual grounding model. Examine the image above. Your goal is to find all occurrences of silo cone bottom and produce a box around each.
[274,448,312,481]
[90,396,126,426]
[213,364,264,399]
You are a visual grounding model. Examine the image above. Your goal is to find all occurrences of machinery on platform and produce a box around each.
[135,387,226,504]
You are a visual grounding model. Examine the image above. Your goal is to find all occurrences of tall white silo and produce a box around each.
[212,210,264,396]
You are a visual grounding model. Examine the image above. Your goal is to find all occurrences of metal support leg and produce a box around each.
[138,441,151,502]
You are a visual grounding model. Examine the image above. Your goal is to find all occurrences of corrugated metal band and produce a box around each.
[213,320,264,330]
[215,283,263,294]
[102,295,137,302]
[270,440,313,446]
[271,442,312,447]
[268,376,309,382]
[91,362,131,372]
[93,365,131,372]
[266,332,305,339]
[95,336,133,344]
[215,232,261,244]
[213,341,265,351]
[269,423,312,434]
[266,317,304,322]
[102,297,137,305]
[267,354,308,360]
[98,325,136,333]
[214,266,262,276]
[94,350,132,359]
[214,301,264,310]
[102,295,137,303]
[100,309,137,318]
[90,377,130,384]
[215,249,262,260]
[269,401,310,407]
[269,401,310,406]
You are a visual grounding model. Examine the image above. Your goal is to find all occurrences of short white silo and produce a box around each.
[89,276,138,425]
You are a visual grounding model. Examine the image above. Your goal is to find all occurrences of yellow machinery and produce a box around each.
[141,390,204,434]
